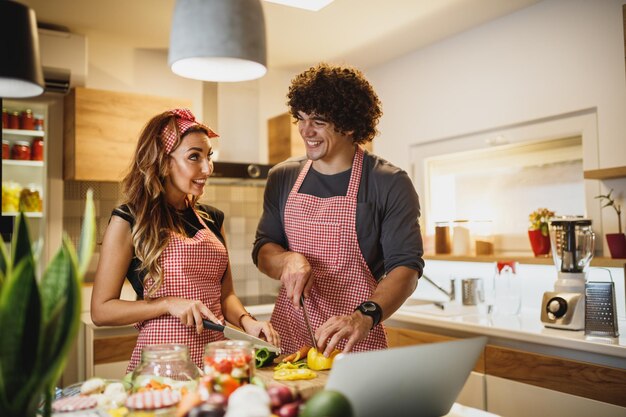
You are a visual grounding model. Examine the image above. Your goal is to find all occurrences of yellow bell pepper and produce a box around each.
[273,368,318,381]
[306,347,341,371]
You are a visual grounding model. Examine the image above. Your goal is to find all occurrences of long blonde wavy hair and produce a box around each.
[120,111,210,298]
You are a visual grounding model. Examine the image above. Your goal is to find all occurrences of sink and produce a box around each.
[402,298,439,307]
[401,300,480,317]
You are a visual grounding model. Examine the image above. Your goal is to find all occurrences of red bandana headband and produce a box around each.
[161,108,218,154]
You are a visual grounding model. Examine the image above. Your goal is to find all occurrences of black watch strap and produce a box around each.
[355,301,383,329]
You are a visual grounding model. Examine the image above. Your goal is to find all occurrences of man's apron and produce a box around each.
[127,209,228,371]
[270,147,387,354]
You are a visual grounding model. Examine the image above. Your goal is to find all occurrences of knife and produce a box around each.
[202,319,281,354]
[300,295,319,351]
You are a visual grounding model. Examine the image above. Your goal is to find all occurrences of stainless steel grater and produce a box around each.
[584,281,619,337]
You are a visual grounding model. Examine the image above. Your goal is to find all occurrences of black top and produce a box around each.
[112,203,226,299]
[252,151,425,280]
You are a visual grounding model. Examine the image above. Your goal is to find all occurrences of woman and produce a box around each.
[91,108,279,371]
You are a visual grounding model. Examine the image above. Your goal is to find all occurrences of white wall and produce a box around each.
[367,0,626,246]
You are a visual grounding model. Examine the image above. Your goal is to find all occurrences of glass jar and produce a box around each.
[131,344,200,396]
[452,220,471,255]
[434,221,451,254]
[9,111,19,129]
[2,182,22,212]
[19,185,42,212]
[11,140,31,160]
[34,115,44,131]
[20,109,34,130]
[31,137,43,161]
[203,340,254,398]
[2,140,9,159]
[2,108,7,128]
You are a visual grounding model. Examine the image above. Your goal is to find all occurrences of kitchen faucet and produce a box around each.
[421,274,455,301]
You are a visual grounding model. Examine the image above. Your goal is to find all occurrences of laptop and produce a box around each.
[325,336,487,417]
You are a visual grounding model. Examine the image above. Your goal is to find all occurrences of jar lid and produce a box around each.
[14,140,30,146]
[125,389,180,410]
[2,140,9,145]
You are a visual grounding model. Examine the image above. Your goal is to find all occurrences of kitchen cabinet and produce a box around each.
[63,87,191,181]
[386,322,626,416]
[423,253,625,268]
[267,112,372,165]
[583,166,626,180]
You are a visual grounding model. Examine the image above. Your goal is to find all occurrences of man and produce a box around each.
[253,63,424,356]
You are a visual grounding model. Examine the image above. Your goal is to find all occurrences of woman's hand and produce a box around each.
[241,317,281,348]
[164,297,222,334]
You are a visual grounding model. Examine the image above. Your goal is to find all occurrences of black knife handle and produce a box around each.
[202,319,225,332]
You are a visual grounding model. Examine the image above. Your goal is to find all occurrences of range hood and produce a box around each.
[209,161,273,184]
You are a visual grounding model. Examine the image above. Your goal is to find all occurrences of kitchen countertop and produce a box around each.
[245,301,626,369]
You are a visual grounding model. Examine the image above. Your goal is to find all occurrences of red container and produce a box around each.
[2,140,10,159]
[11,141,31,160]
[528,229,551,257]
[31,137,43,161]
[2,109,7,128]
[9,111,20,129]
[20,109,34,130]
[34,117,44,131]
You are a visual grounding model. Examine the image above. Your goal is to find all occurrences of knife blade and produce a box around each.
[202,319,281,354]
[300,295,318,351]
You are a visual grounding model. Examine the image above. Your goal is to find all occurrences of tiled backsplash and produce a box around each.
[63,180,280,300]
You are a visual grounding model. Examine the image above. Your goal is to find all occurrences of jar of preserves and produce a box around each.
[2,140,9,159]
[19,185,42,212]
[11,140,31,160]
[31,137,43,161]
[8,111,19,129]
[20,109,34,130]
[2,108,7,128]
[34,115,44,131]
[203,340,254,399]
[130,344,199,396]
[2,182,22,213]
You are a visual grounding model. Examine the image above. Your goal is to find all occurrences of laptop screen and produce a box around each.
[325,337,487,417]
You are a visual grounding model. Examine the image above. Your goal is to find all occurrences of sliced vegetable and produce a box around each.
[254,347,278,368]
[273,368,317,381]
[307,348,341,371]
[281,345,311,363]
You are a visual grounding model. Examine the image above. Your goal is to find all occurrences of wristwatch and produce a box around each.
[355,301,383,329]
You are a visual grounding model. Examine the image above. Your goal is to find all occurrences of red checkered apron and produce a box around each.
[127,209,228,372]
[271,147,387,354]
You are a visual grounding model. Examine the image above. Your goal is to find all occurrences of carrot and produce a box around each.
[282,345,312,363]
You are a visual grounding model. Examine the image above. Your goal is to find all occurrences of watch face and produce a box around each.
[362,302,377,312]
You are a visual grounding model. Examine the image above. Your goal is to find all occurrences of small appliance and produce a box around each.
[540,217,595,330]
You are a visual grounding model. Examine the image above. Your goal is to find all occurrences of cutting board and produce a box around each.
[254,367,329,400]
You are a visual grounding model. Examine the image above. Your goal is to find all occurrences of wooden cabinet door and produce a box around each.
[64,87,191,181]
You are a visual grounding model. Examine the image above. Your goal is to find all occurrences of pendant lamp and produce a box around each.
[0,0,44,98]
[169,0,267,82]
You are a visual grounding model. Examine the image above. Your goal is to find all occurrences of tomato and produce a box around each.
[214,359,233,374]
[218,375,241,398]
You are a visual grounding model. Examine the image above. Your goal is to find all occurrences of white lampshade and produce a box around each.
[0,1,44,98]
[168,0,267,82]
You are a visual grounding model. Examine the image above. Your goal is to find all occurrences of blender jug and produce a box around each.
[541,217,595,330]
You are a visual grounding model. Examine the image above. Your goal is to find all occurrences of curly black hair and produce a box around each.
[287,63,383,144]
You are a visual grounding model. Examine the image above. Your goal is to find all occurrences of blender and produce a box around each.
[540,217,595,330]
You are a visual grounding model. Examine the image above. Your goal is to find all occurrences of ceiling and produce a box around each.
[21,0,540,71]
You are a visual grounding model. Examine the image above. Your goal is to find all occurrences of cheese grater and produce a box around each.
[584,281,619,337]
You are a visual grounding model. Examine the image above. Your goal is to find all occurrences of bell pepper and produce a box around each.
[273,368,318,381]
[254,347,278,368]
[307,347,341,371]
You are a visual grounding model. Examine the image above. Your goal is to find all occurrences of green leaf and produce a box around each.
[0,257,41,402]
[11,213,33,270]
[0,239,9,289]
[78,189,96,276]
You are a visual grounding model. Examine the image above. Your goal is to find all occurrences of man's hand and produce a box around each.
[314,312,372,356]
[280,252,313,307]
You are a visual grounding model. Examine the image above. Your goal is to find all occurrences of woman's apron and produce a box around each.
[270,147,387,354]
[127,209,228,372]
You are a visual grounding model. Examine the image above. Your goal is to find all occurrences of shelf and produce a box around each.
[2,160,44,167]
[424,253,626,268]
[2,128,44,138]
[1,212,43,218]
[583,166,626,180]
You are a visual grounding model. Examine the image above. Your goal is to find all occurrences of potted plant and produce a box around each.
[595,189,626,259]
[0,190,95,417]
[528,208,555,256]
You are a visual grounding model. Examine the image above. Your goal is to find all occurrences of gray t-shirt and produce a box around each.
[252,151,424,280]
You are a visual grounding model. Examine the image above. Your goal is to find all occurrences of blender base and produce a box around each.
[540,291,585,330]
